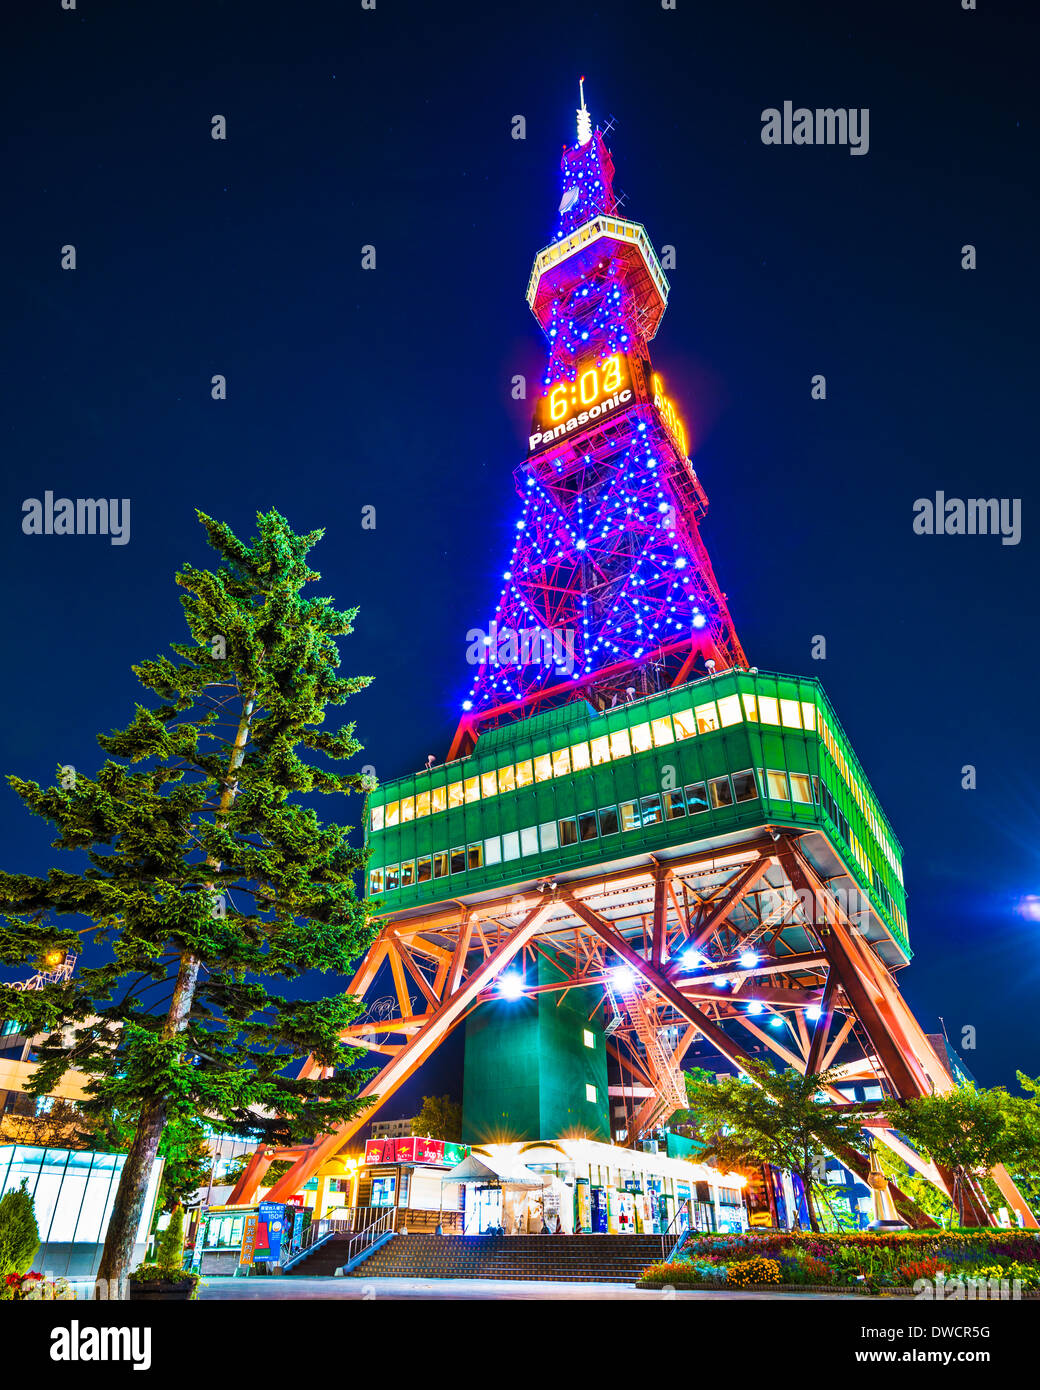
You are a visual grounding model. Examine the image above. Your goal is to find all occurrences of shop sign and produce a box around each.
[239,1213,258,1266]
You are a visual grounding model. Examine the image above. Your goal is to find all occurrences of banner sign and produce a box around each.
[239,1213,258,1266]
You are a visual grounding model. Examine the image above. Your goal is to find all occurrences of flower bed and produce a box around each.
[637,1230,1040,1294]
[2,1272,75,1301]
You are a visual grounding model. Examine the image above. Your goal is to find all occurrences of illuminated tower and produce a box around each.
[451,81,744,758]
[230,91,1035,1232]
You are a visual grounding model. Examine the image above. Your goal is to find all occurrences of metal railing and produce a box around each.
[662,1201,692,1262]
[280,1215,353,1272]
[339,1206,397,1272]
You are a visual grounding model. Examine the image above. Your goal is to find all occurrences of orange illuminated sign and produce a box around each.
[529,353,633,452]
[652,373,688,457]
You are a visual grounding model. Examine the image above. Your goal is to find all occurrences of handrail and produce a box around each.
[340,1206,397,1270]
[662,1200,691,1262]
[280,1216,354,1272]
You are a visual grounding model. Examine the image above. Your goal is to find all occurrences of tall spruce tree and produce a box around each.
[0,511,377,1290]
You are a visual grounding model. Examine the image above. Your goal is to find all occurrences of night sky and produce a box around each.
[3,0,1037,1110]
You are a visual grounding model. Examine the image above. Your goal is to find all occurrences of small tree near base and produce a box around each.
[0,1181,41,1276]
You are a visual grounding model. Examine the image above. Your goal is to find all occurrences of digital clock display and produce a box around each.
[528,353,634,453]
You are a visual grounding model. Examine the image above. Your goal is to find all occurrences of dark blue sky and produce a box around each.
[2,0,1037,1102]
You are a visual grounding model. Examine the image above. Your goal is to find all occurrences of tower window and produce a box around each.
[731,770,758,803]
[583,1029,595,1049]
[585,1084,598,1103]
[708,776,734,809]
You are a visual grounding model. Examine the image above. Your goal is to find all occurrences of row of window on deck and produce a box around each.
[368,760,907,941]
[369,689,901,888]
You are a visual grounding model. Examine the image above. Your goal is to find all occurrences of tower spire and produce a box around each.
[576,74,592,146]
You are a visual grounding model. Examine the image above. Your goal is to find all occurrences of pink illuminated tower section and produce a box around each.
[450,84,746,759]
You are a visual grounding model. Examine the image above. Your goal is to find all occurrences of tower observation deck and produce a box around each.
[227,91,1034,1231]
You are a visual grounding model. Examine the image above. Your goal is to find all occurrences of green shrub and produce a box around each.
[155,1206,185,1275]
[0,1183,40,1277]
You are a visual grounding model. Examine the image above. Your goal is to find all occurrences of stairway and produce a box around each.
[285,1234,358,1277]
[334,1233,669,1283]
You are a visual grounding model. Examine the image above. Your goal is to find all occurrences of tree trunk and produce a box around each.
[803,1165,820,1232]
[95,1096,167,1293]
[98,689,255,1294]
[97,950,201,1292]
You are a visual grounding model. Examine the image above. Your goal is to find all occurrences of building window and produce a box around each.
[385,800,400,827]
[577,811,598,842]
[520,826,538,856]
[716,694,742,727]
[431,785,447,814]
[417,856,432,883]
[484,837,501,866]
[765,769,789,800]
[368,869,384,894]
[630,722,652,754]
[695,702,719,734]
[385,864,400,890]
[619,800,640,832]
[448,780,464,809]
[515,759,534,788]
[571,741,591,771]
[450,847,465,874]
[370,806,384,832]
[780,699,802,729]
[497,764,515,795]
[583,1029,595,1049]
[663,788,686,819]
[741,692,758,721]
[651,715,674,747]
[685,782,708,813]
[534,754,553,783]
[464,776,480,804]
[790,773,812,803]
[433,851,449,878]
[467,843,483,870]
[559,816,578,847]
[585,1084,598,1104]
[672,708,697,739]
[481,770,498,798]
[708,776,734,809]
[731,769,758,803]
[400,861,415,887]
[590,735,611,766]
[551,748,571,778]
[399,797,414,823]
[598,805,620,836]
[415,790,430,818]
[609,729,632,760]
[757,695,779,725]
[640,794,663,826]
[539,821,558,851]
[502,831,520,861]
